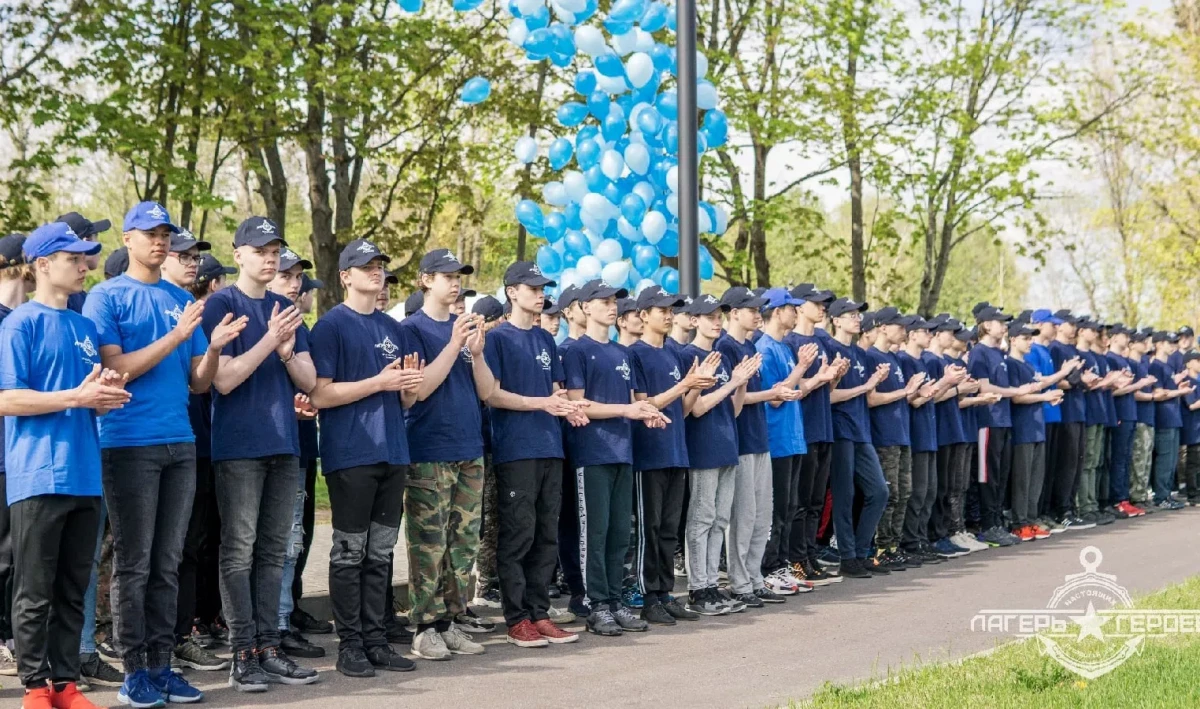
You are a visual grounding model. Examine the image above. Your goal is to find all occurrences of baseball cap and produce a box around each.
[617,298,638,317]
[419,248,474,275]
[576,279,629,302]
[860,311,877,332]
[972,301,994,317]
[758,287,801,311]
[1015,309,1033,324]
[170,229,211,253]
[635,285,685,310]
[543,296,561,315]
[683,293,729,315]
[1031,309,1063,325]
[233,216,286,248]
[1008,321,1038,338]
[975,306,1012,324]
[123,201,180,234]
[1077,317,1101,331]
[104,247,130,277]
[23,222,103,260]
[903,315,933,332]
[1053,309,1079,325]
[828,297,868,318]
[0,234,26,266]
[558,285,580,310]
[472,295,505,322]
[279,247,313,272]
[56,211,111,240]
[1152,331,1179,343]
[1108,323,1131,337]
[384,270,399,285]
[750,287,768,298]
[403,292,423,316]
[504,261,556,287]
[338,239,391,270]
[1180,326,1195,338]
[955,325,977,342]
[1184,351,1200,364]
[196,254,236,285]
[721,286,768,310]
[1131,330,1149,343]
[872,306,903,326]
[790,283,836,304]
[935,317,963,333]
[300,273,323,294]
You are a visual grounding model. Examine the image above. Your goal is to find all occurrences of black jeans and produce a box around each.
[176,456,218,641]
[633,467,686,604]
[930,445,955,541]
[796,443,831,565]
[978,428,1012,530]
[904,451,936,548]
[292,457,319,604]
[215,455,298,653]
[556,457,585,597]
[103,444,196,672]
[12,494,100,686]
[327,464,405,649]
[0,474,12,642]
[496,459,563,626]
[1050,422,1085,517]
[1010,442,1045,526]
[762,455,801,573]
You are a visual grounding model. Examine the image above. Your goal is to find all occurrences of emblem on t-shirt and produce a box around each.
[854,359,866,377]
[616,359,631,381]
[75,335,98,363]
[715,367,730,384]
[460,345,474,364]
[669,364,681,381]
[894,367,903,383]
[164,303,183,323]
[537,349,552,371]
[375,336,399,360]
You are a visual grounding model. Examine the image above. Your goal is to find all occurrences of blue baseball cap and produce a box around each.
[759,287,802,310]
[123,201,180,234]
[24,222,103,260]
[1031,309,1063,325]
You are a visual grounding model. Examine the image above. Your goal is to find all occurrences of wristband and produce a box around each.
[281,352,296,365]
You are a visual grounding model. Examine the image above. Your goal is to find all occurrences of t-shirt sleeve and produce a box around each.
[564,344,586,391]
[200,294,236,356]
[483,330,503,384]
[309,318,339,380]
[0,319,31,391]
[294,320,310,355]
[82,288,121,349]
[399,319,429,364]
[630,350,647,394]
[968,351,992,381]
[549,338,564,384]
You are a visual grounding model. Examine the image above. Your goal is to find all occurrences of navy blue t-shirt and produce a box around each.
[828,340,871,443]
[969,343,1011,429]
[201,287,308,461]
[715,332,769,456]
[188,393,212,459]
[949,354,977,443]
[928,351,963,446]
[67,291,86,314]
[400,310,484,463]
[899,350,937,452]
[629,340,689,470]
[680,343,739,469]
[297,322,319,461]
[1169,350,1184,375]
[483,321,565,466]
[1008,357,1045,445]
[564,335,634,467]
[309,304,411,473]
[664,337,687,355]
[1049,341,1087,423]
[784,330,834,444]
[1134,357,1156,426]
[1080,350,1109,427]
[1183,379,1200,446]
[865,347,909,448]
[1149,359,1182,429]
[1107,352,1136,423]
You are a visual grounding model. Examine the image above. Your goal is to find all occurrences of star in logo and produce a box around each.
[530,264,543,276]
[715,367,730,384]
[282,249,298,262]
[704,295,718,304]
[854,360,866,377]
[1071,602,1110,642]
[445,250,459,262]
[375,336,398,359]
[669,365,681,381]
[536,349,552,370]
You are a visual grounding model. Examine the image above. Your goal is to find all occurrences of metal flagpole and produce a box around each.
[675,0,700,297]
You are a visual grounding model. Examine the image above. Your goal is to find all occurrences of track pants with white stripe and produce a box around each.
[578,464,634,610]
[633,468,687,605]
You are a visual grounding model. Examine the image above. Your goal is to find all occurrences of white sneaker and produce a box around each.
[781,568,814,593]
[954,532,988,552]
[763,569,798,596]
[443,626,486,655]
[412,628,452,660]
[0,644,16,676]
[548,605,576,625]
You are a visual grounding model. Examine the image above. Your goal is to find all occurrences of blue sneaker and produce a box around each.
[945,538,971,555]
[932,538,968,558]
[118,669,167,708]
[621,585,644,609]
[149,666,203,704]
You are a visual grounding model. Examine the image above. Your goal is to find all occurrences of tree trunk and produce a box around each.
[749,144,770,287]
[304,2,338,314]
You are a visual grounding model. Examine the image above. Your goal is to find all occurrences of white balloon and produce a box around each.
[665,190,679,217]
[495,286,507,303]
[584,227,604,251]
[626,52,654,88]
[612,31,637,56]
[514,136,537,164]
[628,130,646,145]
[601,260,631,286]
[576,255,603,279]
[697,82,718,110]
[574,26,607,56]
[600,149,624,180]
[551,239,566,254]
[558,0,585,11]
[696,50,709,79]
[582,214,608,237]
[698,208,712,234]
[551,3,576,22]
[516,0,544,15]
[714,204,729,234]
[628,101,651,131]
[624,142,650,175]
[633,28,655,52]
[581,192,615,219]
[507,19,529,48]
[563,170,588,203]
[542,181,568,207]
[596,73,630,94]
[666,165,679,193]
[617,217,639,240]
[595,238,623,265]
[632,181,656,205]
[642,210,667,243]
[634,278,656,296]
[560,267,583,289]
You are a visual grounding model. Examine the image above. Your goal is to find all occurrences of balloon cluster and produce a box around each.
[398,0,724,297]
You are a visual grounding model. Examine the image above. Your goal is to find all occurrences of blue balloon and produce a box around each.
[699,245,714,280]
[577,125,600,146]
[459,76,491,105]
[620,193,647,226]
[550,50,573,68]
[584,165,610,192]
[556,101,589,127]
[636,106,663,135]
[544,211,566,242]
[666,8,676,31]
[594,52,626,78]
[656,90,677,120]
[515,199,544,235]
[453,0,484,10]
[396,0,423,12]
[524,28,554,55]
[563,202,583,229]
[658,228,679,257]
[548,138,574,170]
[633,71,660,105]
[661,267,679,294]
[587,90,610,118]
[525,5,550,29]
[563,251,580,268]
[632,243,660,276]
[577,0,598,22]
[574,71,597,95]
[536,245,563,275]
[609,0,647,23]
[663,122,678,154]
[649,43,674,73]
[604,18,634,35]
[563,229,590,256]
[602,111,626,142]
[640,1,668,31]
[602,182,623,207]
[699,202,717,232]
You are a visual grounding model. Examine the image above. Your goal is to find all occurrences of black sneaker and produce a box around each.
[454,608,496,634]
[176,636,233,670]
[384,614,414,644]
[897,549,922,568]
[258,646,319,685]
[734,591,764,609]
[1096,510,1115,525]
[291,608,333,635]
[864,556,891,575]
[840,558,872,579]
[585,608,623,636]
[280,630,325,659]
[336,646,375,678]
[365,643,416,672]
[662,596,701,619]
[641,602,677,625]
[97,639,120,662]
[79,651,124,687]
[228,649,270,693]
[685,589,730,616]
[548,583,561,599]
[753,587,786,604]
[881,551,907,572]
[568,594,592,618]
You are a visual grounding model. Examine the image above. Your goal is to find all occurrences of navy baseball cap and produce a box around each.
[339,239,390,270]
[403,291,424,316]
[385,270,399,285]
[1108,323,1131,337]
[558,285,580,310]
[955,325,977,342]
[972,301,993,317]
[576,278,629,302]
[0,234,26,266]
[1131,330,1149,343]
[1015,309,1033,324]
[828,297,868,318]
[56,212,111,240]
[1008,321,1038,338]
[683,293,729,315]
[1152,331,1179,343]
[543,296,561,315]
[791,283,835,304]
[758,287,801,310]
[104,247,129,277]
[873,306,903,326]
[279,247,313,272]
[926,313,951,329]
[1184,351,1200,364]
[196,254,236,284]
[750,287,768,298]
[617,298,638,317]
[504,261,556,287]
[233,216,286,248]
[419,248,474,275]
[1031,309,1063,325]
[635,285,685,310]
[722,286,768,309]
[903,315,933,331]
[472,295,505,322]
[935,317,963,333]
[1077,317,1101,331]
[1180,326,1195,338]
[123,201,180,234]
[975,306,1012,324]
[1053,309,1079,325]
[300,273,323,294]
[170,229,211,253]
[861,311,877,332]
[24,222,103,260]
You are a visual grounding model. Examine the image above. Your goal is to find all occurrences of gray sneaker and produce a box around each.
[547,605,576,625]
[611,605,649,632]
[443,625,486,655]
[585,608,623,636]
[980,526,1017,547]
[175,637,231,671]
[0,644,17,677]
[686,588,731,616]
[412,628,452,660]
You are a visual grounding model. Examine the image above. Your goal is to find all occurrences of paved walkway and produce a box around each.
[24,511,1200,708]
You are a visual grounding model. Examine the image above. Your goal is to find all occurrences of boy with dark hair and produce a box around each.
[1149,332,1192,510]
[1007,322,1067,541]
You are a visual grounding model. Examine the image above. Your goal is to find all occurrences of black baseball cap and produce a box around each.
[828,297,868,318]
[0,234,26,266]
[1180,326,1195,338]
[279,247,313,272]
[955,325,977,342]
[384,270,399,285]
[419,248,474,275]
[104,246,130,278]
[1008,321,1038,338]
[576,278,629,302]
[543,296,561,315]
[339,239,391,270]
[975,306,1012,324]
[636,286,685,310]
[720,286,767,310]
[56,211,111,240]
[300,273,323,294]
[195,254,236,285]
[170,229,211,253]
[873,306,903,326]
[504,261,556,287]
[791,283,836,304]
[472,295,504,322]
[1053,309,1079,325]
[233,216,286,248]
[861,311,877,332]
[683,293,729,315]
[972,301,994,317]
[903,315,933,332]
[617,298,638,317]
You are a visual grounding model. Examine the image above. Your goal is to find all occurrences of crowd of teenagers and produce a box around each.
[0,202,1197,709]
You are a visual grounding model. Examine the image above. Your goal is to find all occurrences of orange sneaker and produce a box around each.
[1015,526,1036,542]
[23,686,53,709]
[51,683,101,709]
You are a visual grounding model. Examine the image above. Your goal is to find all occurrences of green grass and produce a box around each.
[800,576,1200,709]
[314,471,330,512]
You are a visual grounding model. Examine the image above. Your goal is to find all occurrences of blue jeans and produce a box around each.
[1153,427,1181,503]
[1108,420,1135,503]
[830,440,888,561]
[214,455,298,653]
[277,478,306,631]
[79,497,107,654]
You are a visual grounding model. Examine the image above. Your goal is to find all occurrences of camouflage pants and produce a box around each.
[1130,424,1154,505]
[874,446,911,550]
[404,459,484,625]
[475,455,498,584]
[1076,425,1104,514]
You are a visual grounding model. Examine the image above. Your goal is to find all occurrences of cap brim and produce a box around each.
[89,219,112,235]
[59,241,103,256]
[461,289,478,298]
[426,263,474,275]
[515,275,556,287]
[585,286,629,300]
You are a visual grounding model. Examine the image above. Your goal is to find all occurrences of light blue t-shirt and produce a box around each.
[0,302,103,504]
[83,274,207,448]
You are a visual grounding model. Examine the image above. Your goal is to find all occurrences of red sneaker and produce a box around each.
[1030,525,1051,540]
[1121,501,1146,517]
[506,619,549,648]
[1015,526,1036,542]
[533,619,579,644]
[23,686,53,709]
[51,683,101,709]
